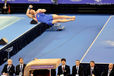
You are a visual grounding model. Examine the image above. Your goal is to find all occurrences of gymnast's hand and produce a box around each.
[29,5,33,9]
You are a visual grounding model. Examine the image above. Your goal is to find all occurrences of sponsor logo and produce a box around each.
[5,46,13,52]
[95,0,101,2]
[70,0,82,2]
[28,0,40,2]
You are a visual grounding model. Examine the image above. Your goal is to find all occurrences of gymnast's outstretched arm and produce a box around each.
[26,5,33,18]
[36,9,47,13]
[26,5,37,22]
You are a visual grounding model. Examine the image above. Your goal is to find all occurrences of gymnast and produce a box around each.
[26,5,75,26]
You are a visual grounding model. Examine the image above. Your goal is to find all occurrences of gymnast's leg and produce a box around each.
[52,19,75,24]
[52,14,75,19]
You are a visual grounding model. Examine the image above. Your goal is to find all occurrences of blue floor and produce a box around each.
[0,14,111,73]
[82,16,114,63]
[0,14,35,49]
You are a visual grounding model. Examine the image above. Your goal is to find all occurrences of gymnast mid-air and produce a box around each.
[26,5,75,26]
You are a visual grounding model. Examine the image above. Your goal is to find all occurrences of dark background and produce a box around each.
[0,3,114,14]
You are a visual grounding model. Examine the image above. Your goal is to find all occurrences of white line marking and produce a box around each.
[0,21,40,50]
[80,16,112,62]
[0,16,24,30]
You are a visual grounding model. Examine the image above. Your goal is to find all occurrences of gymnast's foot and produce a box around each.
[72,16,76,19]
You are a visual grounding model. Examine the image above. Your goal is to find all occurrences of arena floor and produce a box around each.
[1,14,114,73]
